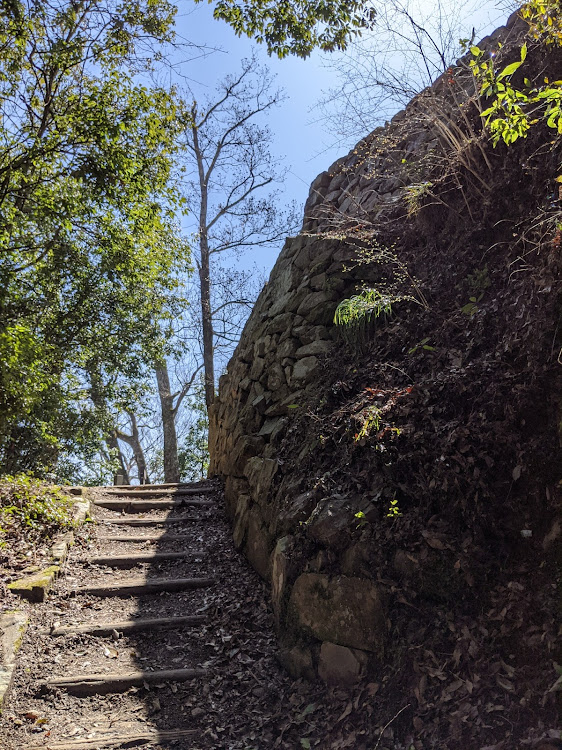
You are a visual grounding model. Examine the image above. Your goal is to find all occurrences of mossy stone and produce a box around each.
[7,565,60,602]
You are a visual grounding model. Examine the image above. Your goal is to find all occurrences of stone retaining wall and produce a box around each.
[208,10,525,683]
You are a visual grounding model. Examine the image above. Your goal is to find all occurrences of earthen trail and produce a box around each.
[0,482,241,749]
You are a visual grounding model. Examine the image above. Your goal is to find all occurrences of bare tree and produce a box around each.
[317,0,504,144]
[180,54,298,408]
[112,56,296,483]
[155,361,203,483]
[115,412,151,485]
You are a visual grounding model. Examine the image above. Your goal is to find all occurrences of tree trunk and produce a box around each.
[107,431,130,486]
[199,247,215,410]
[88,364,130,485]
[192,109,215,410]
[155,365,180,483]
[116,412,150,485]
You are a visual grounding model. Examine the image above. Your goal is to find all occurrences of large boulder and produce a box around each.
[287,574,386,654]
[306,494,355,549]
[244,456,278,502]
[317,642,368,686]
[291,356,319,385]
[277,644,315,681]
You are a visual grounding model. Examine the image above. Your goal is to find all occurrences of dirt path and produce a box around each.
[2,484,557,750]
[1,483,386,750]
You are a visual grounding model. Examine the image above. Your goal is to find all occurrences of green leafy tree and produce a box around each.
[0,0,190,475]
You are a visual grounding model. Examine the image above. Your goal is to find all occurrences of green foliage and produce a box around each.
[408,337,435,355]
[354,510,367,528]
[334,286,417,347]
[0,325,55,424]
[467,266,491,294]
[332,237,428,345]
[0,474,75,546]
[461,266,491,316]
[0,0,191,475]
[471,1,562,145]
[522,0,562,45]
[386,497,402,518]
[404,181,433,217]
[199,0,375,58]
[335,288,395,327]
[353,405,381,442]
[461,297,480,316]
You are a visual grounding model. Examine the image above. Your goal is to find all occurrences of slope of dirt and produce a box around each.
[0,480,77,602]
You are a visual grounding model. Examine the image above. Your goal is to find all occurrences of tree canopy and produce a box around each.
[0,0,189,475]
[2,0,371,478]
[198,0,376,57]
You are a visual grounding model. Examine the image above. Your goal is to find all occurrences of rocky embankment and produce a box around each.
[209,9,560,747]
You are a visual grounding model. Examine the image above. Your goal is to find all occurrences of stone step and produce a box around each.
[0,611,28,710]
[93,498,214,512]
[66,576,215,598]
[84,552,202,568]
[38,667,206,696]
[24,730,198,750]
[96,534,195,542]
[100,517,205,527]
[46,614,205,637]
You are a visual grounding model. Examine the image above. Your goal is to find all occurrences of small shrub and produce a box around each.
[0,474,75,546]
[386,497,403,518]
[471,1,562,146]
[335,288,395,326]
[353,404,382,442]
[333,238,429,347]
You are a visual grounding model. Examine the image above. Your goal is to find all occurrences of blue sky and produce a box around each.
[174,2,345,208]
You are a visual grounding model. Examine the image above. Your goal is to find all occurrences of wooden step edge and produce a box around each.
[66,576,215,598]
[82,552,203,567]
[38,667,207,696]
[102,487,214,497]
[96,535,196,542]
[99,517,206,526]
[23,729,198,750]
[101,481,212,490]
[44,614,206,637]
[93,498,215,506]
[93,499,215,511]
